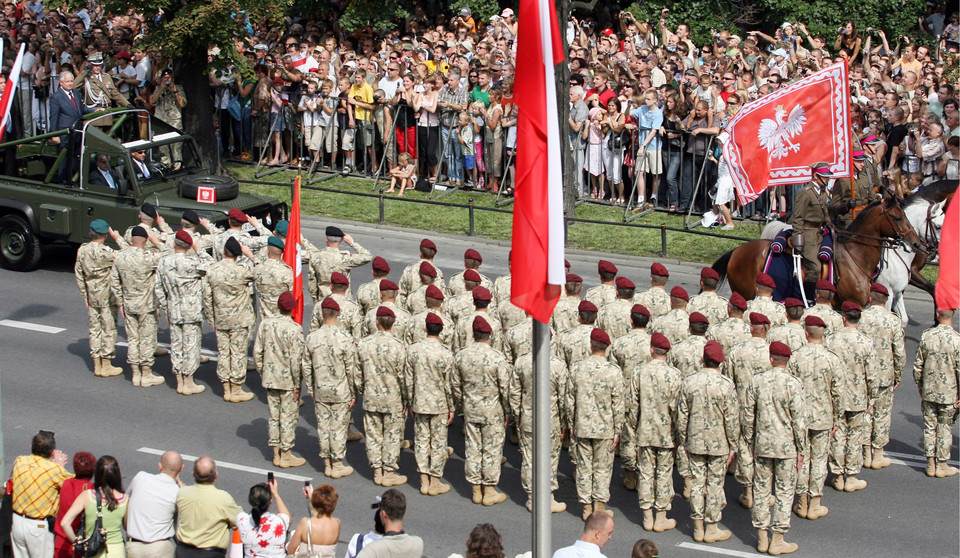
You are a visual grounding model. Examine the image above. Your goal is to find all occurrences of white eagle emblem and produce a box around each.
[757,104,806,160]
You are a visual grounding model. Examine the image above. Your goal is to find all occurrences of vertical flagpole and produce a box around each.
[532,319,552,557]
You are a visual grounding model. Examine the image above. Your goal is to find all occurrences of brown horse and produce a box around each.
[712,193,923,308]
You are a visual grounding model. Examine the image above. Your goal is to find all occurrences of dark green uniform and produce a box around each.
[791,182,830,281]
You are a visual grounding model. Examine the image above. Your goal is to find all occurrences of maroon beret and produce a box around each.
[729,292,748,310]
[419,261,437,277]
[756,272,776,289]
[379,279,399,291]
[651,263,669,277]
[804,315,826,328]
[175,229,193,246]
[783,297,804,308]
[749,312,771,325]
[321,297,340,311]
[598,259,618,274]
[330,272,349,285]
[650,332,671,350]
[700,267,720,281]
[670,286,689,301]
[816,279,836,292]
[372,256,390,272]
[590,328,611,345]
[689,312,709,324]
[564,259,571,268]
[615,276,635,289]
[841,301,862,312]
[703,340,725,363]
[425,284,444,300]
[425,312,443,326]
[376,306,396,318]
[870,283,889,296]
[277,291,296,312]
[464,269,482,282]
[472,315,492,333]
[631,304,650,317]
[566,273,583,283]
[228,208,247,222]
[464,248,482,262]
[578,300,598,313]
[769,341,792,357]
[472,286,492,301]
[420,238,437,250]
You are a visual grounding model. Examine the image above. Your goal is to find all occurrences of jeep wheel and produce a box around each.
[179,175,240,202]
[0,214,42,271]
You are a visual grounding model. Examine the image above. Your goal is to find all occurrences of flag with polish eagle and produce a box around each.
[0,43,26,143]
[511,0,565,324]
[722,61,852,205]
[282,176,304,324]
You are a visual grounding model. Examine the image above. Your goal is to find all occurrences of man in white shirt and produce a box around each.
[126,451,183,558]
[552,513,615,558]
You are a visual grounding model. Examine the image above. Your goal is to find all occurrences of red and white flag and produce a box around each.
[0,43,26,142]
[511,0,565,324]
[290,52,308,68]
[936,195,959,311]
[723,61,852,205]
[283,176,304,324]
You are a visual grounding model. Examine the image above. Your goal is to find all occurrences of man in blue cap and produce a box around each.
[75,219,126,376]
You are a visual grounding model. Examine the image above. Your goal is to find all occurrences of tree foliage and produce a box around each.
[448,0,502,26]
[338,0,410,32]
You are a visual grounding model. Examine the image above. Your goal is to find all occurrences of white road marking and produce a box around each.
[677,542,765,557]
[0,319,65,334]
[116,341,220,361]
[886,450,958,467]
[137,447,312,482]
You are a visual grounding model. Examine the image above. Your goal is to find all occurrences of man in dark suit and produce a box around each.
[48,71,93,184]
[130,148,163,181]
[0,74,24,176]
[88,153,125,190]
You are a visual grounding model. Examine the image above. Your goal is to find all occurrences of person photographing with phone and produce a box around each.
[237,477,291,558]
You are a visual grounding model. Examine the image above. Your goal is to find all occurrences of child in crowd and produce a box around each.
[386,152,416,196]
[317,79,338,168]
[457,111,476,188]
[337,76,356,173]
[298,80,322,164]
[470,101,486,189]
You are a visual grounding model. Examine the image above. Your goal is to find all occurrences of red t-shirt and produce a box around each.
[586,87,617,108]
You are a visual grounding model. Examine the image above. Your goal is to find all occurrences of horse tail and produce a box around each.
[712,249,734,289]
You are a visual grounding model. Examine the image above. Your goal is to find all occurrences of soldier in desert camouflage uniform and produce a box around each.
[913,309,960,478]
[306,226,373,301]
[608,304,652,492]
[408,285,455,348]
[203,237,257,403]
[824,301,879,492]
[404,261,440,315]
[453,286,502,352]
[802,280,843,334]
[448,248,493,296]
[404,312,456,496]
[555,300,599,368]
[444,269,482,326]
[254,237,293,320]
[111,225,170,387]
[676,341,738,544]
[399,238,446,298]
[503,314,542,365]
[123,203,173,253]
[649,286,690,346]
[687,268,728,325]
[706,292,751,356]
[858,283,906,470]
[211,208,271,265]
[362,280,412,341]
[357,256,391,315]
[452,316,512,506]
[633,263,671,318]
[302,297,359,479]
[254,292,306,468]
[665,312,710,498]
[585,260,618,308]
[628,333,682,533]
[157,229,213,395]
[322,273,363,339]
[492,257,526,331]
[744,273,787,326]
[551,274,583,334]
[596,277,636,340]
[743,342,806,555]
[565,328,624,521]
[75,219,127,377]
[766,298,807,352]
[787,316,843,521]
[357,306,409,487]
[169,210,221,255]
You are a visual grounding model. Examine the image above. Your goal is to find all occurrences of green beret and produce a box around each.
[275,220,289,236]
[89,219,109,234]
[268,236,285,250]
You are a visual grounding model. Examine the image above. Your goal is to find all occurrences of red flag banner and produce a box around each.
[723,62,852,205]
[511,0,565,324]
[283,176,304,324]
[936,196,959,311]
[0,43,26,143]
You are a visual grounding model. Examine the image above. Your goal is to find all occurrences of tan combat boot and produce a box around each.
[419,474,431,495]
[401,439,412,449]
[373,468,383,486]
[482,485,507,506]
[593,501,613,518]
[322,458,333,476]
[926,457,937,477]
[768,532,798,555]
[471,484,483,504]
[806,496,829,519]
[232,383,255,402]
[871,448,891,469]
[623,470,637,491]
[277,450,306,468]
[683,476,692,499]
[692,519,705,542]
[580,503,593,521]
[182,374,205,394]
[429,476,451,495]
[347,426,364,442]
[140,365,165,387]
[100,357,124,377]
[222,382,234,402]
[757,529,769,553]
[653,510,677,532]
[738,485,754,509]
[703,523,732,543]
[329,460,354,479]
[176,374,185,394]
[92,356,103,376]
[154,346,169,357]
[525,498,533,512]
[843,475,867,491]
[831,474,845,491]
[272,447,280,467]
[936,460,959,478]
[641,508,654,531]
[380,470,407,487]
[793,494,808,518]
[131,364,142,386]
[862,445,873,469]
[550,494,566,513]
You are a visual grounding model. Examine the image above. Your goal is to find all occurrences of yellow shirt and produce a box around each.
[348,82,374,121]
[11,455,73,518]
[175,484,242,549]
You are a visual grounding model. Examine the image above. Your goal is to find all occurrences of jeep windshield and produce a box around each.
[121,134,204,185]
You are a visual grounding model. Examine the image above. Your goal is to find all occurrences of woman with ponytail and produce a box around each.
[237,479,290,558]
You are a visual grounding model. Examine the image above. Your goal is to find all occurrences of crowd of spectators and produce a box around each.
[1,1,958,220]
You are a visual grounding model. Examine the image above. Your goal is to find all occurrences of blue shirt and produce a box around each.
[552,540,608,558]
[631,105,664,151]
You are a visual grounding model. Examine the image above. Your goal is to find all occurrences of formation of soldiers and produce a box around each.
[75,210,960,555]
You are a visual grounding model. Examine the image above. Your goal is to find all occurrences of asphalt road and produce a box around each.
[1,217,957,558]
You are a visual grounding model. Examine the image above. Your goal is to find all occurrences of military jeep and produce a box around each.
[0,109,285,271]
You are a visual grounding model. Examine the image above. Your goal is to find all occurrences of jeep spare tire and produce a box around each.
[179,175,240,202]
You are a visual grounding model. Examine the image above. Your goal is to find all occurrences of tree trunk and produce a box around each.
[175,49,222,174]
[556,0,575,220]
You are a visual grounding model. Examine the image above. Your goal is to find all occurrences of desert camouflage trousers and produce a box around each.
[315,401,350,460]
[124,311,158,366]
[170,322,202,376]
[922,400,956,461]
[735,434,754,488]
[620,422,637,472]
[689,453,727,523]
[830,410,865,476]
[517,427,561,495]
[267,389,299,451]
[573,437,615,504]
[869,384,895,449]
[87,305,118,358]
[797,429,830,497]
[752,456,797,533]
[364,411,404,471]
[215,326,250,384]
[465,421,505,486]
[638,446,676,511]
[414,413,450,477]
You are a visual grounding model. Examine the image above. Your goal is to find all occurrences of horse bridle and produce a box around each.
[835,201,918,252]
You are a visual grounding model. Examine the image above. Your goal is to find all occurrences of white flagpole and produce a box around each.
[532,318,551,557]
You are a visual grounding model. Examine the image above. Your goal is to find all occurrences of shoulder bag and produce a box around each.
[73,489,107,557]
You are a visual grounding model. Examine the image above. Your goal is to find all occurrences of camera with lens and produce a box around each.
[82,31,92,39]
[838,27,848,35]
[373,94,382,102]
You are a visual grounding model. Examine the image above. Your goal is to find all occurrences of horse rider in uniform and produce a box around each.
[829,150,877,229]
[791,161,832,301]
